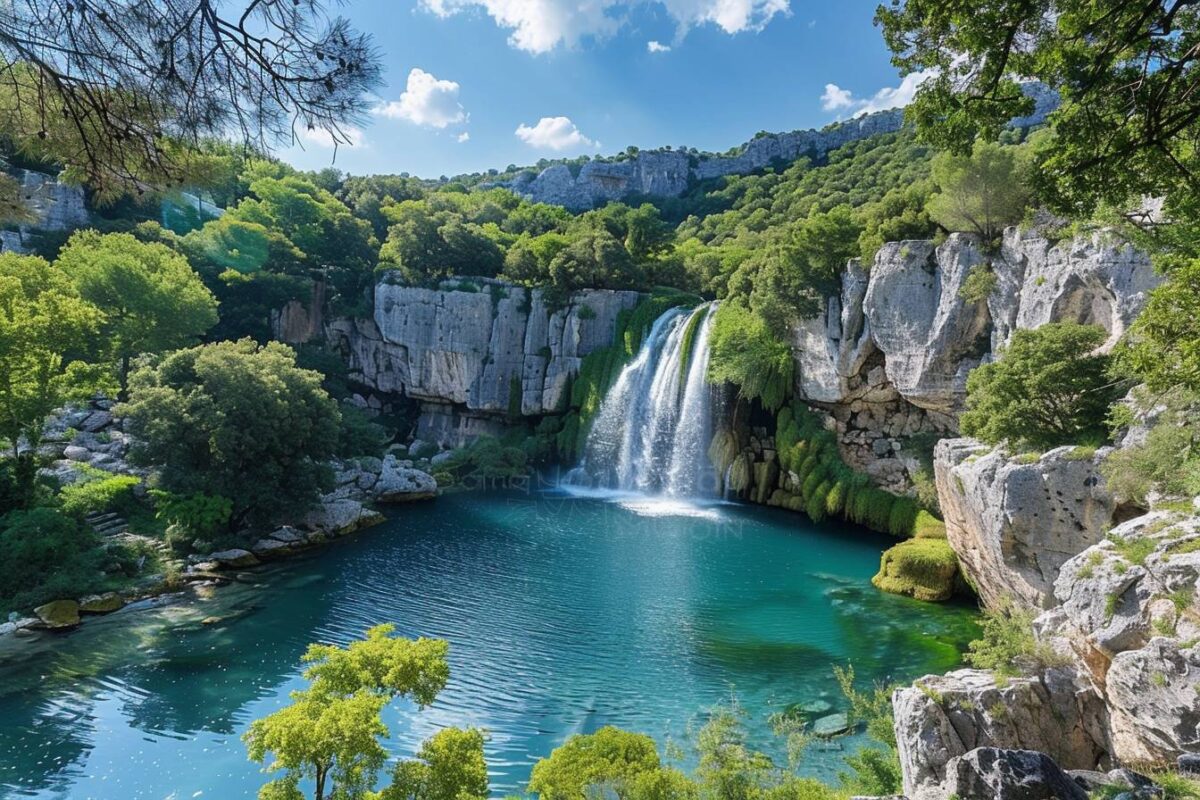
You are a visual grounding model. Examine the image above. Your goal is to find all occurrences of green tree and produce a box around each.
[960,323,1121,449]
[529,727,662,800]
[875,0,1200,228]
[1120,256,1200,393]
[548,229,646,292]
[56,231,218,398]
[120,339,341,529]
[244,625,452,800]
[925,140,1030,242]
[0,253,103,505]
[380,728,489,800]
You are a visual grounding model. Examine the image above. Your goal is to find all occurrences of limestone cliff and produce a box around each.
[0,169,89,253]
[792,228,1159,490]
[324,276,640,446]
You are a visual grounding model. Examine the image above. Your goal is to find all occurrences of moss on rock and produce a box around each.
[872,538,960,602]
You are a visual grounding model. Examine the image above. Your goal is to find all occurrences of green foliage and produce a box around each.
[121,339,341,529]
[0,253,104,488]
[529,727,662,800]
[440,436,529,485]
[380,728,489,800]
[150,490,233,541]
[244,625,451,800]
[925,141,1031,242]
[876,0,1200,237]
[959,264,998,303]
[56,230,218,397]
[872,538,959,602]
[961,323,1121,450]
[337,405,389,459]
[59,473,140,517]
[1120,257,1200,394]
[965,598,1070,678]
[1102,388,1200,506]
[0,507,105,612]
[707,303,794,412]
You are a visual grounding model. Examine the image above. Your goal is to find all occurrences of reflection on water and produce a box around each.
[0,491,979,799]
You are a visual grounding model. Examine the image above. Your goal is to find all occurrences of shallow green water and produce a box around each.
[0,490,979,799]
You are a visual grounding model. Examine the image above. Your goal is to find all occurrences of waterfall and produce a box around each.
[568,303,720,498]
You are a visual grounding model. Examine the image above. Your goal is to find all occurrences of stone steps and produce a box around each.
[85,511,128,537]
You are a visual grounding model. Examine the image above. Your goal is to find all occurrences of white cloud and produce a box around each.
[515,116,597,151]
[298,124,365,148]
[418,0,789,53]
[820,70,936,118]
[375,68,468,128]
[820,83,854,112]
[457,131,471,143]
[647,40,671,52]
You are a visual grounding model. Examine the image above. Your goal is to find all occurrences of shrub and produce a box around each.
[965,597,1070,678]
[959,264,998,303]
[961,323,1122,450]
[150,490,234,542]
[707,302,794,412]
[59,473,141,516]
[0,507,106,611]
[337,404,389,458]
[529,727,660,800]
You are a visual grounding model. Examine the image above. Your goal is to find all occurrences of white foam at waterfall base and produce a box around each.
[563,303,723,514]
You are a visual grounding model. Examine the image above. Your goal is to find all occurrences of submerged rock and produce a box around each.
[208,549,259,569]
[811,712,852,738]
[78,592,124,614]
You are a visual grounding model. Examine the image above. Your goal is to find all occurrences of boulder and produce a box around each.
[811,713,852,738]
[893,669,1109,800]
[304,497,384,536]
[934,439,1116,610]
[871,538,959,602]
[78,592,124,614]
[33,599,81,629]
[251,538,292,558]
[943,748,1087,800]
[374,455,438,502]
[268,526,307,544]
[208,549,260,568]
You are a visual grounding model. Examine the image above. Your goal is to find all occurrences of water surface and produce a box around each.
[0,491,978,799]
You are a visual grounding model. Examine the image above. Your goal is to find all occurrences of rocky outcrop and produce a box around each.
[943,748,1088,800]
[327,277,640,447]
[0,169,89,253]
[328,454,438,503]
[934,439,1117,610]
[1048,512,1200,764]
[893,669,1110,799]
[796,228,1159,490]
[502,84,1057,210]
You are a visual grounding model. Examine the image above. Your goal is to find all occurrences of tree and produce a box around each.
[56,230,218,398]
[548,229,646,292]
[925,140,1030,241]
[960,323,1122,449]
[0,2,380,198]
[1119,256,1200,393]
[120,339,341,529]
[875,0,1200,228]
[529,727,662,800]
[380,728,489,800]
[707,302,795,413]
[244,624,452,800]
[0,253,103,506]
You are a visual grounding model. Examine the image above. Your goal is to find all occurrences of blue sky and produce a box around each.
[281,0,918,178]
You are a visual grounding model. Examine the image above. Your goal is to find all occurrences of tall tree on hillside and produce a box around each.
[876,0,1200,227]
[0,1,380,199]
[925,140,1031,241]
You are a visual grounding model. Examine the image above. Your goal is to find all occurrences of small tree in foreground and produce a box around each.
[960,322,1120,450]
[244,625,485,800]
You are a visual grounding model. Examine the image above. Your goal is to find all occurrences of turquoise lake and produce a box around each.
[0,490,979,799]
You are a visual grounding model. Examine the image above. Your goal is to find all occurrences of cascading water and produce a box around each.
[566,303,721,498]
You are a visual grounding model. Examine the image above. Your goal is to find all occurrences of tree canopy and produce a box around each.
[120,339,342,529]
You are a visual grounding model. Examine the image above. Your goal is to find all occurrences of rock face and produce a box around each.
[934,439,1117,610]
[893,669,1110,799]
[327,455,438,503]
[796,228,1159,490]
[326,277,639,447]
[0,169,90,254]
[943,748,1088,800]
[502,85,1057,211]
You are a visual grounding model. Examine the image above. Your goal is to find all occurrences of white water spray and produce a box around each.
[566,304,720,498]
